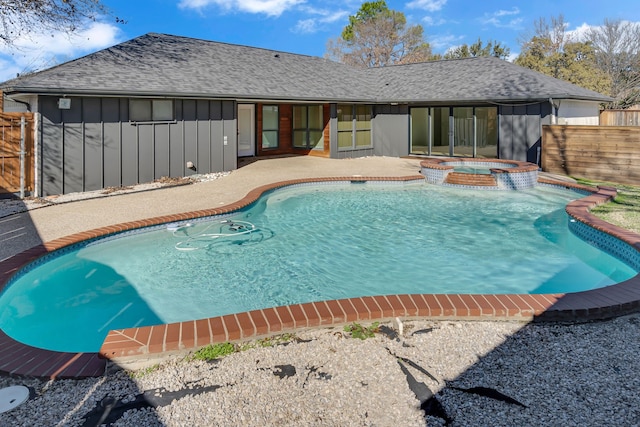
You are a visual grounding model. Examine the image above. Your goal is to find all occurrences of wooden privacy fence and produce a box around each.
[542,125,640,185]
[600,109,640,126]
[0,112,35,196]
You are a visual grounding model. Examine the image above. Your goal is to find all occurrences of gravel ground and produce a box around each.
[0,172,229,219]
[1,315,639,426]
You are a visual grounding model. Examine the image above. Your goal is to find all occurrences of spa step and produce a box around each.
[445,172,497,186]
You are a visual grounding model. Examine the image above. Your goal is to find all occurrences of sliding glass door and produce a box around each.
[410,106,497,157]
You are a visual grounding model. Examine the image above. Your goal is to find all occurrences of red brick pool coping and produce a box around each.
[419,157,539,173]
[1,176,639,379]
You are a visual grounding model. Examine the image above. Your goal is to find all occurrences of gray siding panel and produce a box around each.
[498,102,550,164]
[512,106,527,161]
[83,98,103,191]
[40,97,63,196]
[102,98,121,187]
[169,121,184,177]
[372,104,409,157]
[63,103,83,194]
[222,101,237,171]
[526,104,541,164]
[154,124,170,178]
[210,101,224,172]
[197,100,211,173]
[499,106,513,160]
[138,125,154,184]
[121,123,138,186]
[183,100,198,176]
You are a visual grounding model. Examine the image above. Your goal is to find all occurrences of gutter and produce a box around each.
[2,86,614,106]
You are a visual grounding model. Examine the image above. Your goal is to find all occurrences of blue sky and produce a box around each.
[1,0,639,82]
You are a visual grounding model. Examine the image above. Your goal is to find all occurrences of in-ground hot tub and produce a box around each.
[420,158,539,190]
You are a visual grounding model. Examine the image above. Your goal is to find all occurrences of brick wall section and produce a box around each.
[256,103,330,158]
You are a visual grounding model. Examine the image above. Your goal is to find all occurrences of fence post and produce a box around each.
[20,115,25,198]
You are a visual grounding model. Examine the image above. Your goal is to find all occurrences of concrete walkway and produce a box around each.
[0,156,423,261]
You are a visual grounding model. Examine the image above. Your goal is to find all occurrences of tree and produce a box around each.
[326,0,433,67]
[444,38,510,60]
[586,19,640,108]
[0,0,118,46]
[516,15,571,79]
[515,14,612,95]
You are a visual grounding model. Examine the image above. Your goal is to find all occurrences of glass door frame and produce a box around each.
[410,106,498,158]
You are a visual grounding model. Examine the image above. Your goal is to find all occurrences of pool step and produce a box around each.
[445,172,497,186]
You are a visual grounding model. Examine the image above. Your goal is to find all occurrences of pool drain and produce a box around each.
[0,385,30,413]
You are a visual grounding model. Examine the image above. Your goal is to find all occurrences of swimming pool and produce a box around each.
[0,182,637,352]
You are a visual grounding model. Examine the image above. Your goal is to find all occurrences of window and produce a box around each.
[293,105,324,150]
[337,104,372,150]
[129,99,174,122]
[262,105,279,149]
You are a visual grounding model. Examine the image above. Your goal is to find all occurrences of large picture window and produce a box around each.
[129,99,174,122]
[293,105,324,150]
[337,104,372,150]
[262,105,279,149]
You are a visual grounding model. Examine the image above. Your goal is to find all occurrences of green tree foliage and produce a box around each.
[444,38,510,60]
[341,0,388,42]
[515,14,612,96]
[0,0,120,45]
[326,0,433,67]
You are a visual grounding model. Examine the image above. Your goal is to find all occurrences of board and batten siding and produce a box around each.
[38,96,237,196]
[372,104,409,158]
[499,103,551,164]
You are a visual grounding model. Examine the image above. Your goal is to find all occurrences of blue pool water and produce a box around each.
[453,166,493,174]
[0,183,637,352]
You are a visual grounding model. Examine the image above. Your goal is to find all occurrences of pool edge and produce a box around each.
[1,175,639,379]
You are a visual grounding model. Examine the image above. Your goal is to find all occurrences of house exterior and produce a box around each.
[0,33,611,196]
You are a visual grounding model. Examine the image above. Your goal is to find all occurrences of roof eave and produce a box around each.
[4,86,612,105]
[3,87,376,103]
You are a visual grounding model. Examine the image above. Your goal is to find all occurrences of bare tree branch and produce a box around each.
[586,19,640,108]
[326,1,432,67]
[0,0,118,45]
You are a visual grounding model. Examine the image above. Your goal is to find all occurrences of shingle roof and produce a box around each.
[1,33,612,103]
[369,56,612,103]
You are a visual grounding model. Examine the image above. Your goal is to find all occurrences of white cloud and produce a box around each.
[480,7,523,30]
[495,7,520,17]
[406,0,448,12]
[429,33,465,51]
[321,10,349,24]
[0,21,121,82]
[422,16,447,26]
[178,0,304,17]
[291,8,349,34]
[568,22,594,42]
[293,19,318,34]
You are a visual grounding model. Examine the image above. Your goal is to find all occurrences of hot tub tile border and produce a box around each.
[1,175,639,378]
